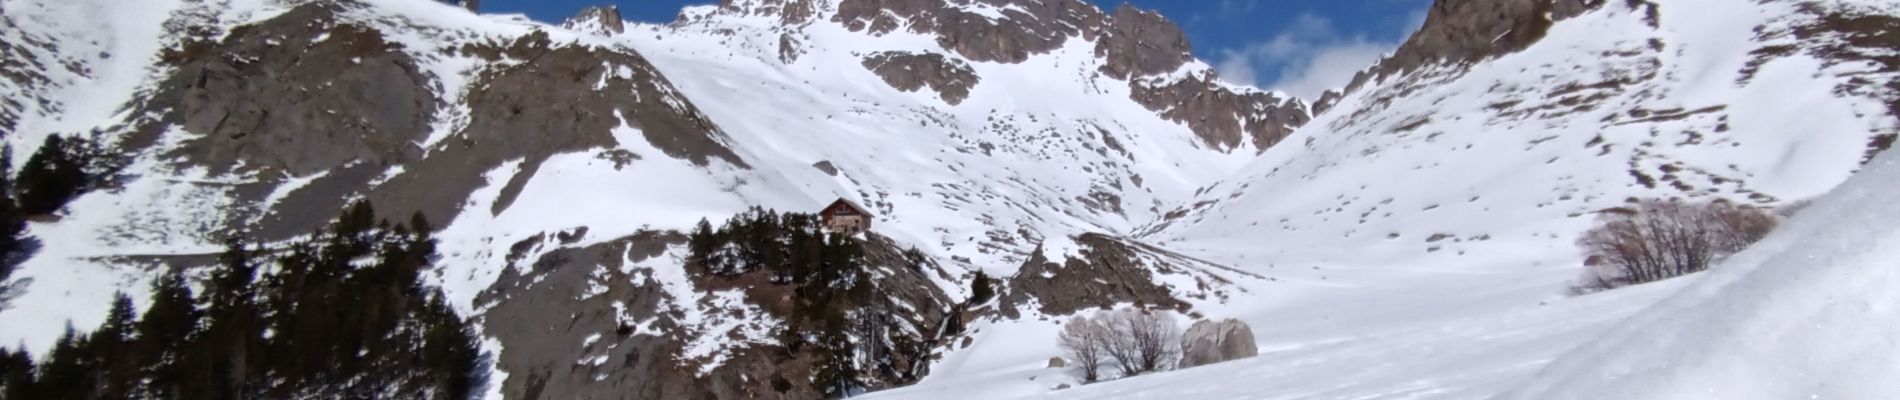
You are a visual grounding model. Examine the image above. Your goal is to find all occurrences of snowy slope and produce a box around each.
[1,0,1897,398]
[1502,127,1900,400]
[872,0,1900,398]
[0,0,1271,359]
[619,1,1261,273]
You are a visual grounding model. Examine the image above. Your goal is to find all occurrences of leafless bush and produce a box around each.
[1101,309,1180,377]
[1057,315,1111,382]
[1573,199,1777,293]
[1057,309,1183,381]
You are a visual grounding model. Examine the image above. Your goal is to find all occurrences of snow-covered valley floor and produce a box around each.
[874,149,1900,399]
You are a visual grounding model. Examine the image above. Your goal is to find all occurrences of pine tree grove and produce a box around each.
[0,201,489,399]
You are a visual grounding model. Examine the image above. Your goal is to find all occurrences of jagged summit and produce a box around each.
[679,0,1310,152]
[562,5,626,36]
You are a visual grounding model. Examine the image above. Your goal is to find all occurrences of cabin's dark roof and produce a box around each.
[822,198,872,216]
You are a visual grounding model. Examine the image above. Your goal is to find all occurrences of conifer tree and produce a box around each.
[16,135,91,215]
[35,325,95,400]
[92,293,140,398]
[137,267,201,398]
[0,147,27,282]
[203,236,265,399]
[969,270,995,304]
[0,346,33,400]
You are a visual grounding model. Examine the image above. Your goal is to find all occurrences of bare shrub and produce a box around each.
[1057,309,1183,382]
[1101,309,1181,377]
[1056,315,1111,382]
[1573,199,1777,293]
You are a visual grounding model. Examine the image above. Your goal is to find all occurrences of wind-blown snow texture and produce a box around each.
[0,0,1897,398]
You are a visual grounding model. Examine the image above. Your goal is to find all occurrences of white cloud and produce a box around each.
[1213,51,1260,86]
[1270,42,1392,100]
[1214,11,1426,100]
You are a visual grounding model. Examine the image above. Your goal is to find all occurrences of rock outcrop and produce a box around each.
[140,3,435,239]
[999,234,1256,318]
[563,5,626,36]
[478,232,724,399]
[479,230,957,399]
[828,0,1308,152]
[833,0,1109,64]
[1001,235,1186,317]
[139,3,746,240]
[861,51,981,105]
[1093,4,1192,80]
[1178,319,1258,368]
[1131,72,1310,151]
[368,30,744,229]
[162,3,434,178]
[1339,0,1605,96]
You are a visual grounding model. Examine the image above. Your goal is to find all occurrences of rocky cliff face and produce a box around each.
[1338,0,1608,98]
[1132,72,1311,151]
[119,2,747,240]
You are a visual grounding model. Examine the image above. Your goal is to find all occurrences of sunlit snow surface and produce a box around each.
[0,0,1896,399]
[871,0,1900,398]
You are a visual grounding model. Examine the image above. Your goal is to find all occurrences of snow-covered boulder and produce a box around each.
[1177,319,1257,369]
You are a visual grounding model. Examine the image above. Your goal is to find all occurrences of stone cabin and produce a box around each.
[819,198,872,233]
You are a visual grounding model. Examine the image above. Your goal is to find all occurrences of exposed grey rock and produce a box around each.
[1130,71,1311,152]
[139,3,433,239]
[563,5,626,36]
[832,0,1108,64]
[163,3,432,178]
[1343,0,1603,96]
[828,0,1307,152]
[861,51,981,105]
[1177,319,1258,369]
[366,30,746,231]
[1000,233,1190,318]
[998,233,1261,319]
[139,3,747,240]
[1311,89,1344,116]
[778,32,804,63]
[716,0,819,26]
[1093,4,1192,80]
[478,232,727,399]
[812,160,839,176]
[1047,356,1067,368]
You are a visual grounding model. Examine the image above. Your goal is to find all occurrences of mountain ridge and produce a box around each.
[0,0,1896,399]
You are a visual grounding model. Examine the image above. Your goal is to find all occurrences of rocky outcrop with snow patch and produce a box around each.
[999,234,1263,318]
[563,5,626,36]
[862,51,980,105]
[480,230,957,399]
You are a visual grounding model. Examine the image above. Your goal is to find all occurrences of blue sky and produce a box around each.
[478,0,1429,99]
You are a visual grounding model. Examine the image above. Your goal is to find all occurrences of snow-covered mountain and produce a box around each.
[0,0,1897,398]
